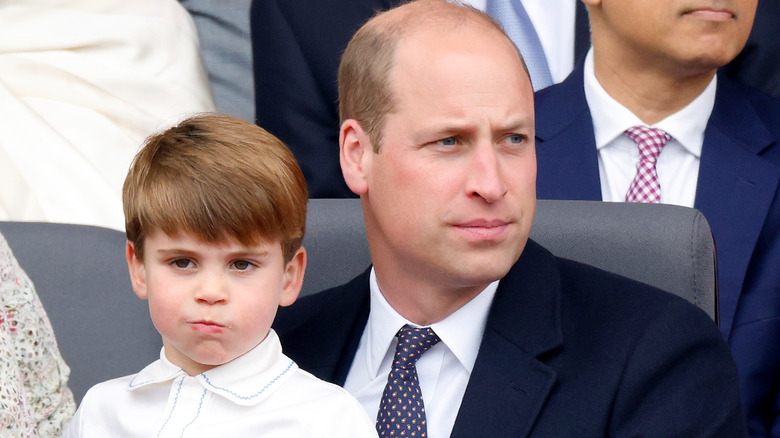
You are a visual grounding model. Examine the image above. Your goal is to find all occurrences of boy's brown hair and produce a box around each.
[123,114,308,262]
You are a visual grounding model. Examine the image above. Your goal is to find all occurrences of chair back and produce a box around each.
[0,199,717,402]
[0,222,159,404]
[302,199,718,321]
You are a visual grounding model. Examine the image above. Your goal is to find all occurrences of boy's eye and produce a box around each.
[232,260,254,271]
[172,258,193,269]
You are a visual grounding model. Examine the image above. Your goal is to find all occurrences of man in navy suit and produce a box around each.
[274,1,747,436]
[534,0,779,435]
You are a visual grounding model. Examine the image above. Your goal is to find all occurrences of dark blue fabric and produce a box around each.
[535,65,780,437]
[251,0,404,198]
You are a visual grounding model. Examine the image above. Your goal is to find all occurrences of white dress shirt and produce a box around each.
[583,49,716,207]
[65,330,376,438]
[460,0,577,83]
[344,268,498,438]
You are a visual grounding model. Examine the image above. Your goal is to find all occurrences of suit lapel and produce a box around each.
[695,78,780,337]
[535,65,603,201]
[451,241,563,437]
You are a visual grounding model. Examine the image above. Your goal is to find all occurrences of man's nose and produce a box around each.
[466,142,508,203]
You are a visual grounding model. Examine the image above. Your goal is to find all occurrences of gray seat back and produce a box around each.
[0,222,159,404]
[302,199,718,321]
[0,198,717,402]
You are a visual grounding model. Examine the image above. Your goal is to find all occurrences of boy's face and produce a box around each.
[126,230,305,375]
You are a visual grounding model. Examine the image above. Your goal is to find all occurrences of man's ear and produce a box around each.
[279,246,306,307]
[126,241,148,300]
[340,119,373,195]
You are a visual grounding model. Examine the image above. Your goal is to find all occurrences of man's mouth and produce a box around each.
[682,7,736,21]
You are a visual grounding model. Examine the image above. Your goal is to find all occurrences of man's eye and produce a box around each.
[232,260,253,271]
[438,137,457,146]
[172,259,193,269]
[507,134,526,144]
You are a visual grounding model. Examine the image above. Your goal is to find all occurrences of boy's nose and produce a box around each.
[195,273,229,304]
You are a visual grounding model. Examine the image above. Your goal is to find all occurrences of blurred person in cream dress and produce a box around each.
[0,0,215,230]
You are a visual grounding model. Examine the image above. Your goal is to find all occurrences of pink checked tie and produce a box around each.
[624,126,672,203]
[376,325,440,437]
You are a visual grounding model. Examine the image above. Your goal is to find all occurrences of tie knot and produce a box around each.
[393,325,440,369]
[625,126,672,163]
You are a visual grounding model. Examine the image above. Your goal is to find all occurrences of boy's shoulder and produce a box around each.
[270,363,377,436]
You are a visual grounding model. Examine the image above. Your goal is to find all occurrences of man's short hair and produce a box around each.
[337,0,518,150]
[123,113,308,262]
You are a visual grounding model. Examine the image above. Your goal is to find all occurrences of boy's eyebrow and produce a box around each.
[228,249,272,258]
[154,248,272,258]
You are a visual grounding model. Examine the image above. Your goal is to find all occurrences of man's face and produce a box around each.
[126,231,304,375]
[592,0,756,72]
[349,25,536,297]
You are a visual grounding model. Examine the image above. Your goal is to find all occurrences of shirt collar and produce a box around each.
[583,48,715,158]
[128,329,297,406]
[365,267,498,379]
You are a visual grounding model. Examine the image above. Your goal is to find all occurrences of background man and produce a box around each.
[534,0,779,434]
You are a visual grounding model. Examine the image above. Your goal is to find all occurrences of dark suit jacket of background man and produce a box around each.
[534,64,780,436]
[251,0,405,198]
[274,240,747,437]
[720,0,780,99]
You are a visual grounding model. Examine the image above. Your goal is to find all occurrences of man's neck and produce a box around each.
[373,268,488,326]
[592,49,716,125]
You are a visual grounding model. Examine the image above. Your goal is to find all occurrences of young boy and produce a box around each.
[63,114,377,437]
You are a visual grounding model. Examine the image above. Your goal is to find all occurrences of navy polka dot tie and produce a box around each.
[376,325,441,437]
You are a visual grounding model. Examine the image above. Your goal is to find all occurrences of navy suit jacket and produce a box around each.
[535,65,780,436]
[721,0,780,99]
[275,240,746,437]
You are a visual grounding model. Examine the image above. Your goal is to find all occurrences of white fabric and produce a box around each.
[344,268,498,438]
[0,0,216,231]
[583,50,715,207]
[460,0,577,84]
[64,330,377,437]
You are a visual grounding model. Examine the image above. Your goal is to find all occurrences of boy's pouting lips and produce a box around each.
[126,229,305,376]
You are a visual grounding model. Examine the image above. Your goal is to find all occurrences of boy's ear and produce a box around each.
[279,246,307,307]
[340,119,373,196]
[125,241,148,300]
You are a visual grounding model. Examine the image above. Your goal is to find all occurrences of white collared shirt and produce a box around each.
[460,0,577,84]
[583,49,715,207]
[344,268,498,438]
[64,330,376,438]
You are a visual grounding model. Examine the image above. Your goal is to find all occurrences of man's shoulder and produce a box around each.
[508,240,716,334]
[715,77,780,141]
[554,255,711,322]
